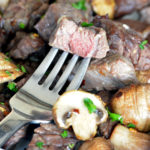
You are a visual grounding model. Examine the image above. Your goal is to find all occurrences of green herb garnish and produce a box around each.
[61,130,68,138]
[5,70,12,76]
[72,0,86,10]
[5,52,9,56]
[0,102,5,105]
[127,123,136,128]
[36,141,44,149]
[19,22,25,29]
[68,143,75,149]
[139,40,148,50]
[5,57,11,62]
[21,65,27,73]
[83,98,97,114]
[7,82,18,92]
[106,107,123,124]
[81,22,93,27]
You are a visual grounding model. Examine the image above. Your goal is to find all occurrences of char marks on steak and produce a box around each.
[93,16,150,70]
[83,53,137,91]
[2,0,49,33]
[27,123,77,150]
[35,2,92,42]
[115,0,150,18]
[9,32,45,60]
[49,17,109,59]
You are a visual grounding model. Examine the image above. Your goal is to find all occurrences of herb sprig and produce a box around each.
[7,82,18,92]
[36,141,44,149]
[72,0,86,10]
[139,40,148,50]
[81,22,93,27]
[61,130,68,138]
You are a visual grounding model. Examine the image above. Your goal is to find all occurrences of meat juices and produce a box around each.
[49,17,109,59]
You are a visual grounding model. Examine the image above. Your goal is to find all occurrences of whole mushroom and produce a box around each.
[52,90,108,140]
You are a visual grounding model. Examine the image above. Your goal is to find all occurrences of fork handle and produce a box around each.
[0,110,30,148]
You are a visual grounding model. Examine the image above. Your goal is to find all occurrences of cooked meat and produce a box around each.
[49,17,109,58]
[2,0,49,33]
[83,53,137,91]
[93,16,150,70]
[140,6,150,24]
[27,123,77,150]
[3,126,27,149]
[99,119,117,138]
[115,0,150,18]
[0,52,23,84]
[118,19,150,39]
[9,32,45,60]
[0,28,8,48]
[35,2,92,41]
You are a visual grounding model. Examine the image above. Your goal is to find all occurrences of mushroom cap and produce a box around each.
[52,90,108,140]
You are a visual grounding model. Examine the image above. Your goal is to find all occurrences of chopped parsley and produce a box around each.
[68,143,75,149]
[0,102,4,105]
[19,22,25,29]
[5,57,11,62]
[61,130,68,138]
[21,65,27,73]
[72,0,86,10]
[5,70,12,76]
[16,68,20,72]
[139,40,148,50]
[127,123,136,128]
[106,107,123,124]
[7,82,18,92]
[81,22,93,27]
[83,98,97,114]
[36,141,44,149]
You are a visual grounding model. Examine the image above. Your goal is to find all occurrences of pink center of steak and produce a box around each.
[69,28,94,57]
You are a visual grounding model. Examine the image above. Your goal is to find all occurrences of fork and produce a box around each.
[0,47,91,147]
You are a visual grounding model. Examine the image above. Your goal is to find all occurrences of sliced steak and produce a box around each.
[27,123,77,150]
[93,16,150,70]
[9,32,45,60]
[83,53,137,91]
[115,0,150,18]
[49,17,109,58]
[35,2,92,42]
[2,0,49,33]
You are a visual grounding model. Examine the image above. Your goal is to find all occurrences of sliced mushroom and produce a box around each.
[0,52,23,84]
[111,84,150,132]
[110,125,150,150]
[79,137,113,150]
[91,0,116,19]
[52,90,108,140]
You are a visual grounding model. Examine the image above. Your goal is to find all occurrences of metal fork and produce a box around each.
[0,47,91,147]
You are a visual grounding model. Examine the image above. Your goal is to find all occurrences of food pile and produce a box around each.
[0,0,150,149]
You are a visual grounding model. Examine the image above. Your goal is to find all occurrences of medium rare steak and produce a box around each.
[35,2,92,42]
[83,53,137,91]
[93,16,150,70]
[49,17,109,59]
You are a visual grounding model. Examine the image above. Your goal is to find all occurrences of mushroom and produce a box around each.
[79,137,113,150]
[110,125,150,150]
[0,52,23,84]
[91,0,116,19]
[111,84,150,132]
[52,90,108,140]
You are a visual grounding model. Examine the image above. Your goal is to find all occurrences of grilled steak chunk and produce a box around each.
[27,123,77,150]
[83,53,137,91]
[93,16,150,70]
[2,0,49,33]
[115,0,150,18]
[9,32,45,60]
[35,2,92,42]
[49,17,109,58]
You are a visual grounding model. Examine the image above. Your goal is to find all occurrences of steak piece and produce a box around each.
[2,0,49,33]
[115,0,150,18]
[93,16,150,70]
[35,2,92,42]
[83,53,137,91]
[49,17,109,59]
[27,123,77,150]
[9,32,45,60]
